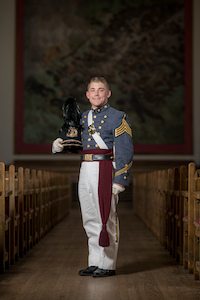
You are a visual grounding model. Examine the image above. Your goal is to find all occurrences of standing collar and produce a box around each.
[91,103,110,114]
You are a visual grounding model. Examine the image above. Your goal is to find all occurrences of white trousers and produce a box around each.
[78,161,119,270]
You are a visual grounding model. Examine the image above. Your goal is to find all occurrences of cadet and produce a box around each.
[52,77,134,277]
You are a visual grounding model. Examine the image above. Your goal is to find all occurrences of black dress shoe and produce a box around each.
[93,268,116,277]
[78,266,98,276]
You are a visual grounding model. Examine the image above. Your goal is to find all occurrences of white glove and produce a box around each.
[52,138,64,153]
[112,183,125,195]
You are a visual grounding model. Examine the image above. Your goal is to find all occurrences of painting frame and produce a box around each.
[15,0,192,154]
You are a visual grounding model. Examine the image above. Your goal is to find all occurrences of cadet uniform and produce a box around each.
[78,102,133,271]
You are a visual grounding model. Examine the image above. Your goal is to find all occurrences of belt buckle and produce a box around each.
[84,154,93,161]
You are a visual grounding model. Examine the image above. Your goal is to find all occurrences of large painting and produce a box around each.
[15,0,192,154]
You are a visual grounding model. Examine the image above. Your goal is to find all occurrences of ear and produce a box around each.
[107,90,111,98]
[86,91,89,99]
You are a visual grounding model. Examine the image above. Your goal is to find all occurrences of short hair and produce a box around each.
[87,77,109,91]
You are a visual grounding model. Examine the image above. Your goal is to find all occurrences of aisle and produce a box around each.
[0,205,200,300]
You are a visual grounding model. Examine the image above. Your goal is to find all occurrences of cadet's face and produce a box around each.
[86,82,111,109]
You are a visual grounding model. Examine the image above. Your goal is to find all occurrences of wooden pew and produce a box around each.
[17,167,26,258]
[0,164,21,271]
[190,162,200,279]
[148,171,154,235]
[37,170,44,240]
[134,170,161,241]
[34,170,41,243]
[174,165,187,264]
[142,173,148,228]
[161,169,167,247]
[0,163,72,274]
[133,174,138,221]
[14,168,21,262]
[30,169,37,246]
[49,171,58,228]
[148,171,158,238]
[182,166,189,270]
[42,170,50,235]
[163,168,172,251]
[23,169,29,253]
[158,170,164,244]
[58,173,71,221]
[168,167,179,258]
[147,172,152,231]
[46,171,53,231]
[133,173,140,221]
[153,171,159,239]
[133,163,200,279]
[6,165,21,265]
[24,168,36,251]
[4,167,14,266]
[5,166,14,265]
[134,172,147,226]
[0,162,5,272]
[187,162,195,274]
[0,162,11,273]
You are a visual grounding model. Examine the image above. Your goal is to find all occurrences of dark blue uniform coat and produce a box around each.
[80,103,134,186]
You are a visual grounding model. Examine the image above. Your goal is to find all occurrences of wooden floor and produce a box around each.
[1,203,200,300]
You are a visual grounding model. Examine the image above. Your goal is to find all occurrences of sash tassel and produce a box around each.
[99,224,110,247]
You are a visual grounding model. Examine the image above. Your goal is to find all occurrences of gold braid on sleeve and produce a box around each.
[115,161,133,177]
[115,114,132,138]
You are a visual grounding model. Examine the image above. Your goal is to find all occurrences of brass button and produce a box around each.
[104,115,107,118]
[81,132,83,135]
[92,121,94,124]
[81,138,83,141]
[101,120,104,123]
[97,132,100,136]
[88,138,91,141]
[97,109,100,112]
[125,170,127,173]
[84,115,87,118]
[87,145,90,148]
[94,115,97,118]
[98,126,102,129]
[104,105,107,108]
[95,144,98,147]
[82,120,85,123]
[124,176,127,179]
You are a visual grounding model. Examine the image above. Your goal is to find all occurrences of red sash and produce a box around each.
[81,149,113,247]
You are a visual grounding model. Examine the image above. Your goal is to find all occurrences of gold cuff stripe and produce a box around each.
[115,161,133,177]
[115,114,132,137]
